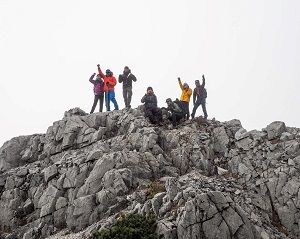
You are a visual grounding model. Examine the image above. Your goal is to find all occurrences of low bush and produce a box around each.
[146,181,165,200]
[92,213,157,239]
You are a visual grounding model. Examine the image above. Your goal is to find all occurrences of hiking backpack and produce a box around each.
[174,98,187,114]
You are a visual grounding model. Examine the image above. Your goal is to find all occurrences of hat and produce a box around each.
[106,69,112,73]
[147,86,153,91]
[166,98,172,103]
[124,66,129,70]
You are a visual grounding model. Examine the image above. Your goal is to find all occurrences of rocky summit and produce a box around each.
[1,106,300,239]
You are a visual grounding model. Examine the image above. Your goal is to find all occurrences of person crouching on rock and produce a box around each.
[166,98,185,127]
[141,87,162,124]
[178,77,192,120]
[89,73,104,114]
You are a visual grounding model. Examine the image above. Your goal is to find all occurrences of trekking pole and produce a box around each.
[105,82,109,111]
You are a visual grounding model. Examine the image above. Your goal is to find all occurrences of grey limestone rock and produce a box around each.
[44,164,58,183]
[1,108,299,239]
[38,185,63,217]
[213,126,230,153]
[266,121,286,140]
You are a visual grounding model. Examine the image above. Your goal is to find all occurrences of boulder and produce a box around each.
[266,121,286,140]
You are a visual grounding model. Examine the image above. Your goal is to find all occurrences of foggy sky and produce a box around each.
[0,0,299,146]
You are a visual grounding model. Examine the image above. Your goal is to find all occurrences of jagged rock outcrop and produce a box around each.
[1,106,300,239]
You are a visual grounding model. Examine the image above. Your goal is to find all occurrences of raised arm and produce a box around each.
[202,74,206,87]
[89,73,96,84]
[178,77,184,90]
[97,64,105,78]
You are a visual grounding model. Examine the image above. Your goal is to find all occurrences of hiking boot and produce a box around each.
[191,113,195,119]
[114,108,119,110]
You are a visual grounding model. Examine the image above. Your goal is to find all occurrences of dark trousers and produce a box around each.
[123,86,133,107]
[146,107,162,124]
[191,98,208,119]
[180,101,190,119]
[90,94,104,114]
[168,112,184,126]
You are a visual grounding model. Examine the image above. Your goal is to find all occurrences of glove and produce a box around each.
[177,77,181,81]
[97,64,100,67]
[202,74,205,80]
[92,73,96,76]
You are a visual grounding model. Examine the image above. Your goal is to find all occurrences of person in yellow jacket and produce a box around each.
[178,77,193,120]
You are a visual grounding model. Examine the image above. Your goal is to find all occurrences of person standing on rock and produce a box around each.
[97,64,119,111]
[177,77,192,120]
[166,98,185,127]
[89,73,104,114]
[141,87,162,124]
[191,74,208,119]
[118,66,137,109]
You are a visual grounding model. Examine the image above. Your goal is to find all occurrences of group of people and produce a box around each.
[89,64,137,113]
[88,64,208,127]
[141,75,208,127]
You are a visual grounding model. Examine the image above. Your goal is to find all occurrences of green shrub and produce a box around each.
[146,181,165,200]
[92,213,157,239]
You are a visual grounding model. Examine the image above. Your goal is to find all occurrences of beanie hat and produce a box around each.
[106,69,112,73]
[147,86,153,91]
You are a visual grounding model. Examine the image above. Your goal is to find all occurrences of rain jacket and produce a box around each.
[141,93,158,109]
[193,77,206,104]
[97,66,117,91]
[89,74,104,95]
[179,81,192,102]
[118,69,137,88]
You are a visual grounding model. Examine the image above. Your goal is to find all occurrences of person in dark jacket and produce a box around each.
[141,87,162,124]
[118,66,137,108]
[166,98,185,126]
[89,73,104,114]
[191,74,208,119]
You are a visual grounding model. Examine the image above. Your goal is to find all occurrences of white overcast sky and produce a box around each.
[0,0,299,146]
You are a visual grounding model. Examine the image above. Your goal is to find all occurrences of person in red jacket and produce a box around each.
[97,64,119,111]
